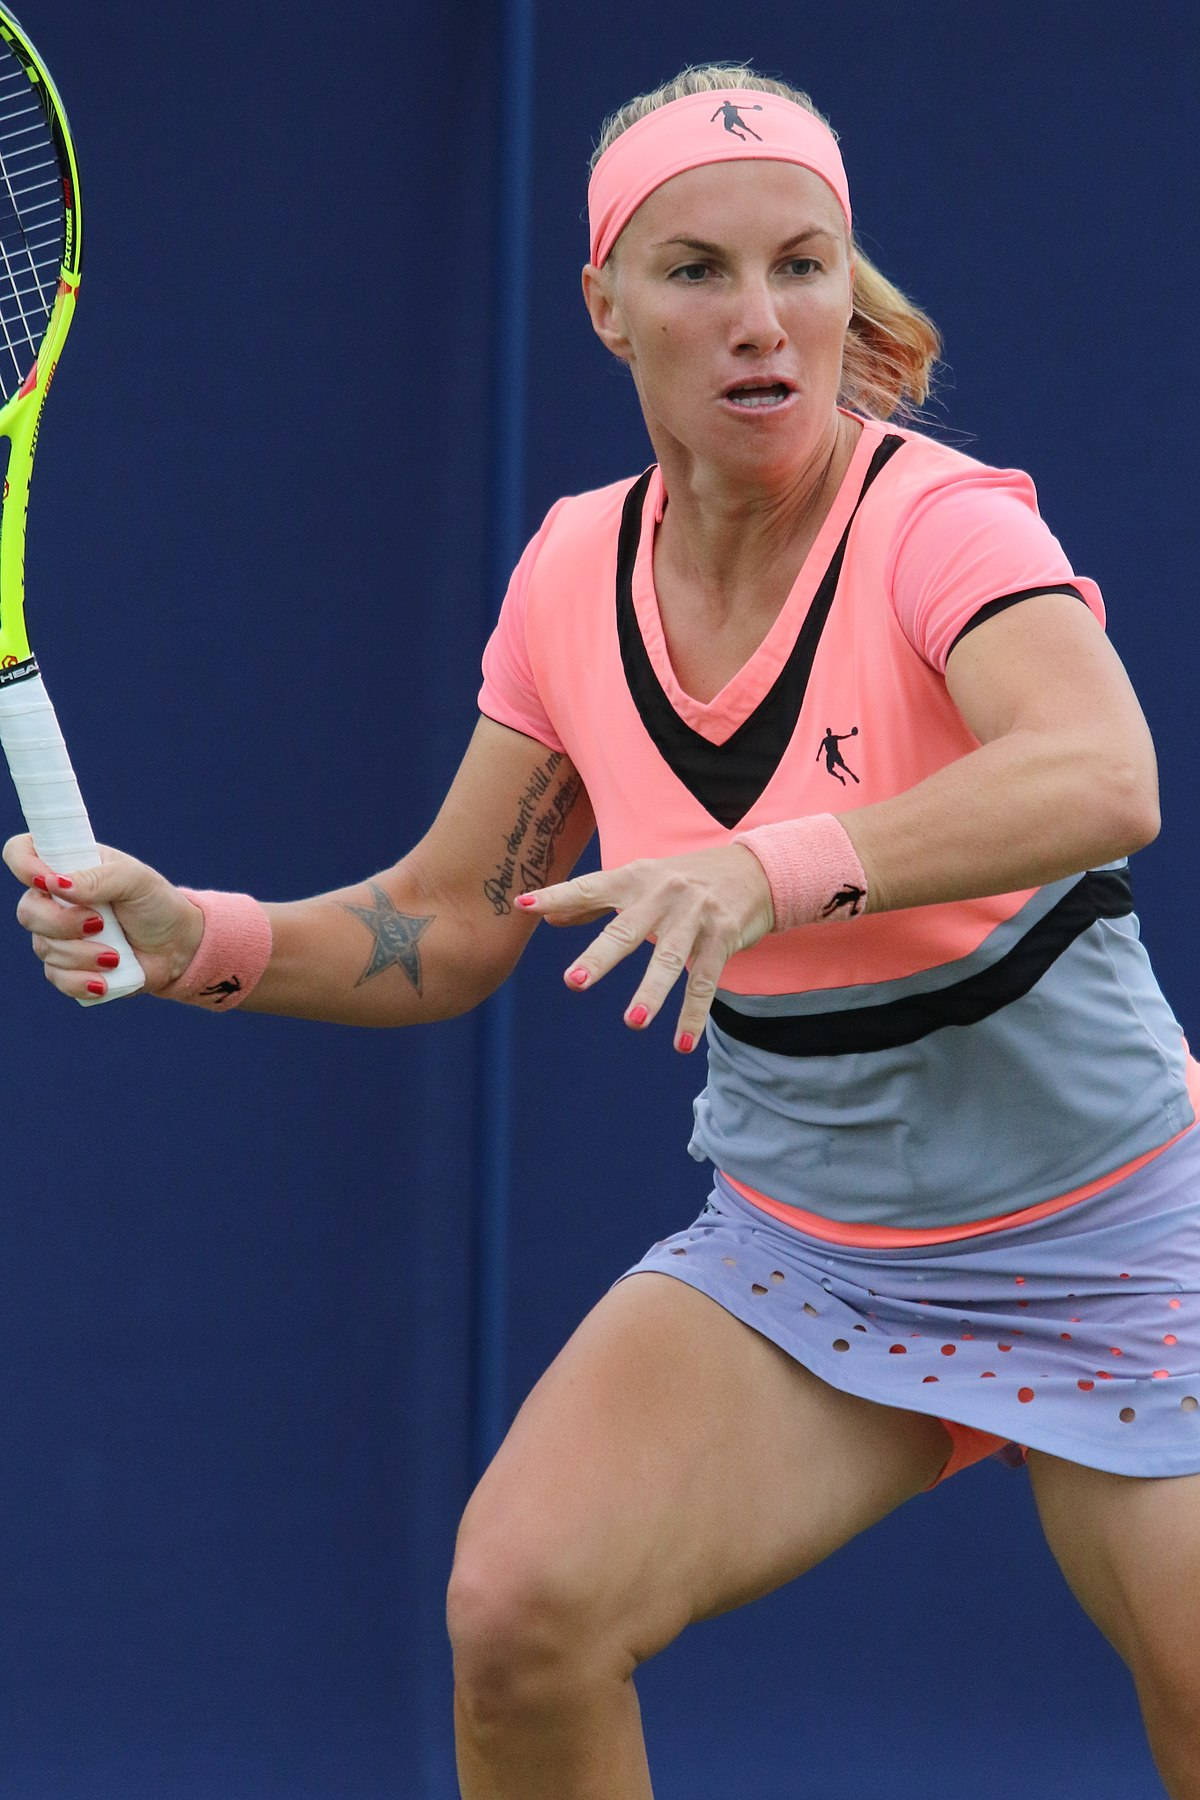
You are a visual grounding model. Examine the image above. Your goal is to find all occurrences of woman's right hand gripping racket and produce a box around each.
[0,6,143,1004]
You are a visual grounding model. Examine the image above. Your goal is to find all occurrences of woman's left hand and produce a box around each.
[515,844,774,1052]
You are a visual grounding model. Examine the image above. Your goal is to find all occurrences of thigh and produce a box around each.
[454,1271,952,1663]
[1028,1448,1200,1689]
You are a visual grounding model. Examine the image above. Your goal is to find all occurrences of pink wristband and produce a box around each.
[159,888,273,1009]
[733,814,869,931]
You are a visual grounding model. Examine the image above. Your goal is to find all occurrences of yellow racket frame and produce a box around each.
[0,5,83,671]
[0,7,143,1003]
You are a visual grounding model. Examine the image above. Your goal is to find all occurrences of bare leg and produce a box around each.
[453,1668,653,1799]
[1029,1450,1200,1799]
[448,1272,953,1799]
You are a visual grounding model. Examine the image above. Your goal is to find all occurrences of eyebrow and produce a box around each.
[650,227,837,254]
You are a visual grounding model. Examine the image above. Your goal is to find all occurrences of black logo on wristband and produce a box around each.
[201,975,243,1004]
[822,884,866,919]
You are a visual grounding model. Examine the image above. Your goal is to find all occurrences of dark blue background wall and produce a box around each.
[2,3,1194,1796]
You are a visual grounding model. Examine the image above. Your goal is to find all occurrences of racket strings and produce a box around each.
[0,49,66,402]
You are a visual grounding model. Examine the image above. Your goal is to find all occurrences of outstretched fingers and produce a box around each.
[516,847,774,1053]
[620,928,726,1054]
[536,873,673,1006]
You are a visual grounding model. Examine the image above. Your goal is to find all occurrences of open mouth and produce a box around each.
[723,381,792,410]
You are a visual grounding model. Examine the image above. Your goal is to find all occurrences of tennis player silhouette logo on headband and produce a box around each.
[710,99,764,140]
[817,725,861,785]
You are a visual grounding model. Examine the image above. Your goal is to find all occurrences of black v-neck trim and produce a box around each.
[615,435,906,828]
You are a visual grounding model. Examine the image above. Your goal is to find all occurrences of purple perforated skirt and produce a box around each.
[619,1126,1200,1479]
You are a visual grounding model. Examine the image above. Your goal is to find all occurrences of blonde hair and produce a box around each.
[590,64,942,421]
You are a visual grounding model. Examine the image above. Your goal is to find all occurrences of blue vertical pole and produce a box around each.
[472,0,535,1484]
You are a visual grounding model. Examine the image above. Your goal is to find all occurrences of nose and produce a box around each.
[729,277,787,355]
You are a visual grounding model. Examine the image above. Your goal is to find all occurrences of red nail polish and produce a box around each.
[96,952,120,970]
[627,1004,648,1027]
[57,876,73,890]
[86,979,106,996]
[83,916,105,935]
[516,894,537,909]
[33,875,48,892]
[567,968,589,988]
[678,1032,695,1054]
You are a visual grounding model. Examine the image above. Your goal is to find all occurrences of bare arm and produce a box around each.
[247,719,594,1024]
[4,717,595,1025]
[840,592,1160,909]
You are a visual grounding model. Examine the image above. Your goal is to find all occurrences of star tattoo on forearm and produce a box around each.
[340,883,433,992]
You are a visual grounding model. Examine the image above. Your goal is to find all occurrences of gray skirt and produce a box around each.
[619,1126,1200,1478]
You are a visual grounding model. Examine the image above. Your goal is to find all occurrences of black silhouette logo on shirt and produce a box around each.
[711,101,764,141]
[816,725,860,785]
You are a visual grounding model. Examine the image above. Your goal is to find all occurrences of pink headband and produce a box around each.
[587,88,852,268]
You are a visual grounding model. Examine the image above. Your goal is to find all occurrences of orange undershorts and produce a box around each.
[926,1421,1027,1490]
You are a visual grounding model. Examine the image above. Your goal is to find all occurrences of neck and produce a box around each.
[652,411,859,609]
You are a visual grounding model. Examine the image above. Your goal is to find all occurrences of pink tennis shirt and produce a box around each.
[479,415,1196,1240]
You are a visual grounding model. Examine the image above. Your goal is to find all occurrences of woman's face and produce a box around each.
[584,160,854,484]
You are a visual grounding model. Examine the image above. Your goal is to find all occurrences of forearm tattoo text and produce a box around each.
[483,752,585,915]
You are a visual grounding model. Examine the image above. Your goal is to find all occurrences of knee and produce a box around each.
[446,1528,622,1728]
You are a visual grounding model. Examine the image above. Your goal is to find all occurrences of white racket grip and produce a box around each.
[0,671,145,1005]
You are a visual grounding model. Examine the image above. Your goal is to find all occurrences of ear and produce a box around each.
[581,262,633,364]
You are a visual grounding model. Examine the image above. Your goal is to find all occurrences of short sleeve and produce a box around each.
[478,500,569,751]
[889,469,1106,673]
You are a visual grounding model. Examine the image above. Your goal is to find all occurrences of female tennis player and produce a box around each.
[7,65,1200,1800]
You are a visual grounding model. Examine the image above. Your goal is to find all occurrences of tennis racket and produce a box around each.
[0,5,142,1004]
